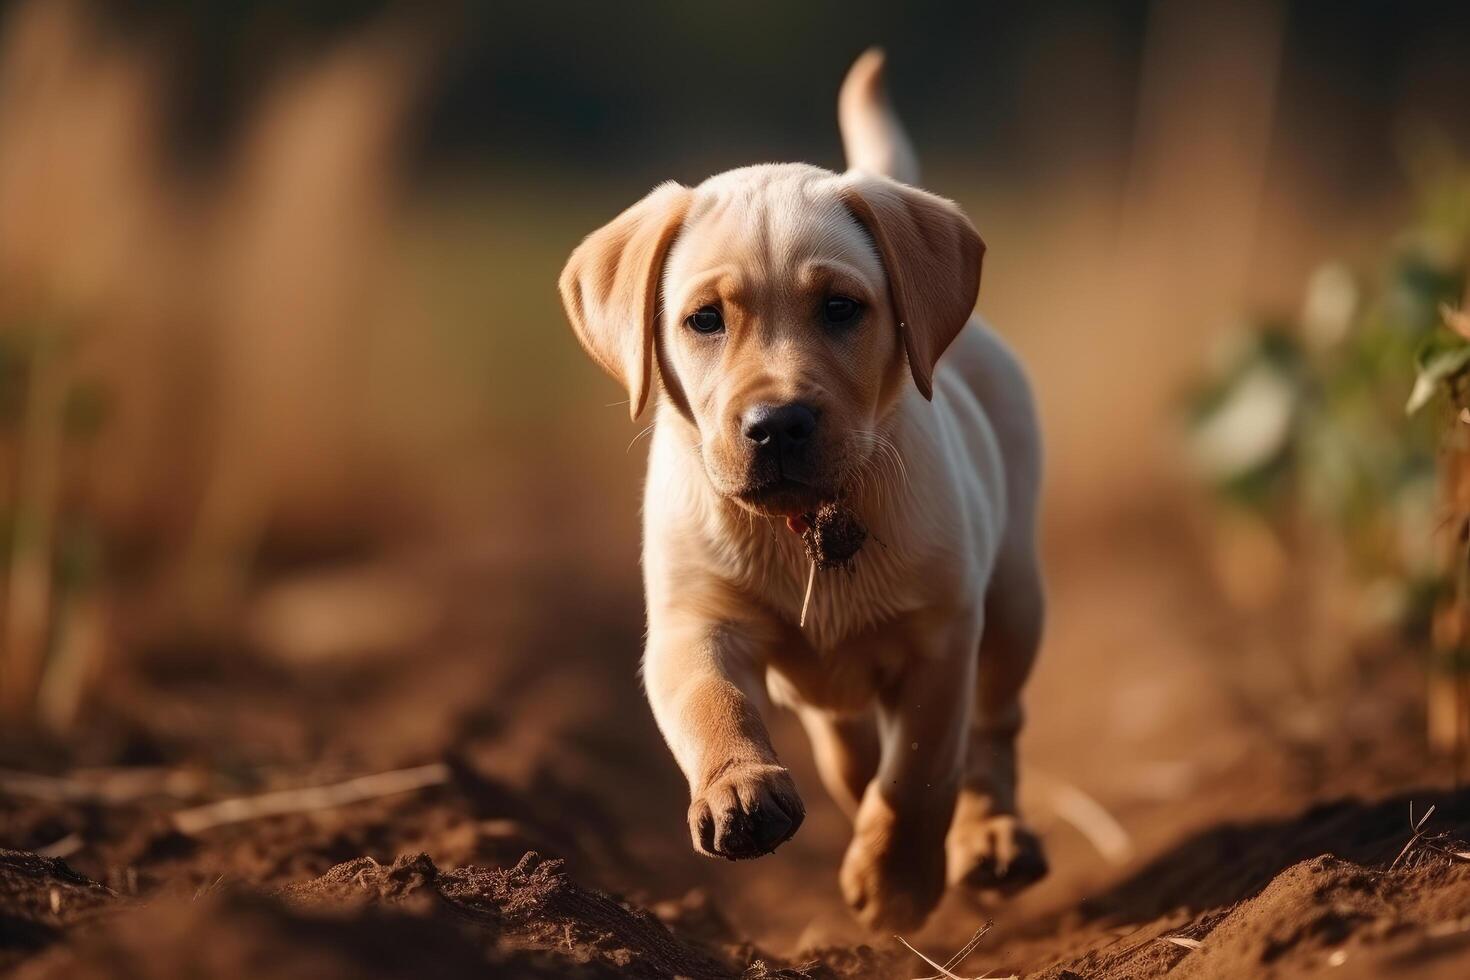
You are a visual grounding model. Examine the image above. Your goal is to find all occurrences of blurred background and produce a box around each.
[3,0,1470,974]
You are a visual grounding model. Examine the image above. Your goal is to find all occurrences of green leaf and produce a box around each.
[1407,335,1470,414]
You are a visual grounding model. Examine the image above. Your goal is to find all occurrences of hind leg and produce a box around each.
[796,707,879,819]
[947,546,1048,893]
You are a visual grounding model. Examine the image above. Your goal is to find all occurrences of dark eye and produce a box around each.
[687,306,724,334]
[824,296,861,327]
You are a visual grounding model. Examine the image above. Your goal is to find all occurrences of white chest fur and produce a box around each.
[641,378,1006,659]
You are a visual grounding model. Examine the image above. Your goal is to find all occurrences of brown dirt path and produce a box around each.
[1,474,1468,978]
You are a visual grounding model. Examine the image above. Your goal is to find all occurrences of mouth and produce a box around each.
[733,477,833,517]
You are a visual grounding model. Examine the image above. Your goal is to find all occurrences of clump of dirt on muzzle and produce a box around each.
[796,502,867,629]
[800,502,867,570]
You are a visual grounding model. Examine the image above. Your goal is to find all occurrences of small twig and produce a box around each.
[0,766,206,805]
[170,762,451,834]
[898,936,969,980]
[935,922,994,976]
[1158,936,1203,950]
[192,873,226,902]
[1028,769,1135,865]
[799,560,817,628]
[1389,802,1437,870]
[1427,842,1470,862]
[900,922,1009,980]
[36,833,83,858]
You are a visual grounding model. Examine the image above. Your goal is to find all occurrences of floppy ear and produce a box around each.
[559,182,692,420]
[840,175,983,399]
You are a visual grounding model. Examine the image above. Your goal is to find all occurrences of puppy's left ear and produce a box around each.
[841,175,983,399]
[559,181,692,420]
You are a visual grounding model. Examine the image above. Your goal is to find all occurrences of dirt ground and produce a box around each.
[2,467,1469,980]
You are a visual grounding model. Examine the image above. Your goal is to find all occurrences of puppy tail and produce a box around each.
[838,47,921,186]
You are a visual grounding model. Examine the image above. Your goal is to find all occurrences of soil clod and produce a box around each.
[799,503,867,570]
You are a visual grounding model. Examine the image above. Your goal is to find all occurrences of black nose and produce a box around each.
[742,403,818,451]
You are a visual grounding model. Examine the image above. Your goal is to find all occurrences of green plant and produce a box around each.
[0,323,109,729]
[1184,163,1470,749]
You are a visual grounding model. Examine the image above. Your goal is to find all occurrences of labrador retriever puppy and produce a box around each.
[558,49,1047,931]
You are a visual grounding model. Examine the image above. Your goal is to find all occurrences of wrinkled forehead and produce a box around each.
[662,165,885,314]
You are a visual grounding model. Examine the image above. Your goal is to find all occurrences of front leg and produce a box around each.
[840,611,978,931]
[644,609,805,860]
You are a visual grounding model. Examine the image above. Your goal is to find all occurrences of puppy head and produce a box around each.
[560,164,983,518]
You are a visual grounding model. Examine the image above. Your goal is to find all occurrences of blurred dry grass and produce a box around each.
[0,0,1452,728]
[0,0,436,722]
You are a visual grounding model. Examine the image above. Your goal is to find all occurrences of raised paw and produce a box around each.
[688,762,804,860]
[947,813,1048,894]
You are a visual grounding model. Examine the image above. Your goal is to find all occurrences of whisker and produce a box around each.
[869,435,908,503]
[876,439,907,511]
[626,422,657,453]
[848,427,901,517]
[871,431,909,487]
[868,432,891,502]
[763,515,781,548]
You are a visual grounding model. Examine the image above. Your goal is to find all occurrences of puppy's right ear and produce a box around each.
[559,182,691,420]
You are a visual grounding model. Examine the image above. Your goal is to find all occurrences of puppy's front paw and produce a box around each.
[839,807,945,932]
[688,762,804,860]
[947,813,1048,894]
